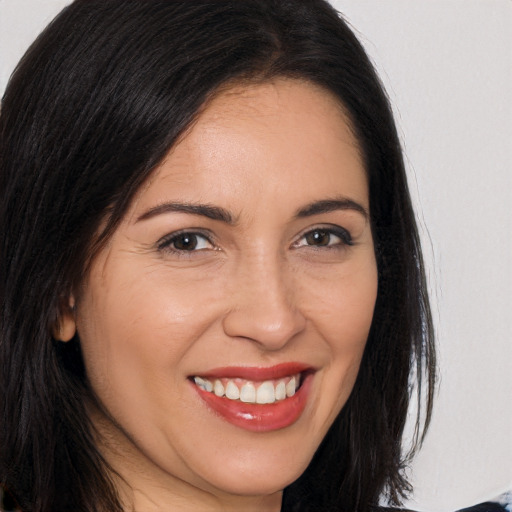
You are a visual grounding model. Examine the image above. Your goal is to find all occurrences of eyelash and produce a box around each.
[157,226,353,255]
[157,229,215,254]
[293,226,353,249]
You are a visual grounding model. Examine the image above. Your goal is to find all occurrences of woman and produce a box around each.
[0,1,436,511]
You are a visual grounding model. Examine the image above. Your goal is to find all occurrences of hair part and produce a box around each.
[1,1,435,511]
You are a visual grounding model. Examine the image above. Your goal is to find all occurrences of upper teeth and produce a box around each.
[193,374,300,404]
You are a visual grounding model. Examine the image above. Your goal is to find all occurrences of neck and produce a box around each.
[126,485,282,512]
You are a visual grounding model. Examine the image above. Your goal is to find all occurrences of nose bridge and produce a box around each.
[222,248,305,349]
[248,251,291,315]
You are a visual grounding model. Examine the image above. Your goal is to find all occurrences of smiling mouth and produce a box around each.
[192,374,301,404]
[189,363,313,431]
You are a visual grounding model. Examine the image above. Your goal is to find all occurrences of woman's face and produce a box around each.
[70,79,378,510]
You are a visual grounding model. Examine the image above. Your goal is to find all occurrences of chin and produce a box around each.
[191,440,313,497]
[205,467,302,498]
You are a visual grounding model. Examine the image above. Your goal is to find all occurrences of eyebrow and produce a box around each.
[295,198,369,220]
[136,197,368,224]
[136,202,235,224]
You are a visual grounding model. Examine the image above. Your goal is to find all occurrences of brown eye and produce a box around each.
[173,233,199,251]
[305,230,331,246]
[295,226,353,250]
[158,231,213,253]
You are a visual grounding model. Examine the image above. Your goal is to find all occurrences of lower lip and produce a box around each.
[192,374,312,432]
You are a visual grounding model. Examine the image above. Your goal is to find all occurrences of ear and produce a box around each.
[53,296,77,342]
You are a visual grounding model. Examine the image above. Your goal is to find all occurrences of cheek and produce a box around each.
[332,262,377,379]
[76,262,225,401]
[300,254,378,349]
[298,255,377,418]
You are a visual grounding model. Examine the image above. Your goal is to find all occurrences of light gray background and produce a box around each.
[1,1,511,511]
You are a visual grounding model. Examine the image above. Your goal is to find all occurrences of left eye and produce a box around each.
[158,232,213,252]
[295,227,352,248]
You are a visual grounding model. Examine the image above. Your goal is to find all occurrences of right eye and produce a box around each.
[158,231,214,253]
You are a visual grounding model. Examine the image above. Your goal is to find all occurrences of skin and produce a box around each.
[60,79,378,512]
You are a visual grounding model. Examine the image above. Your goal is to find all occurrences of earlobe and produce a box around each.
[53,297,77,342]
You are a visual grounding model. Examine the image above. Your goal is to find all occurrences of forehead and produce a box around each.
[128,78,367,220]
[203,79,348,126]
[189,79,361,163]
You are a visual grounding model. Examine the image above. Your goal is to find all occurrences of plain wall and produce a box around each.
[331,2,512,510]
[1,1,511,511]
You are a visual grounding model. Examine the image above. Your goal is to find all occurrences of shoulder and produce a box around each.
[457,492,512,512]
[456,504,509,512]
[375,498,511,512]
[375,508,505,512]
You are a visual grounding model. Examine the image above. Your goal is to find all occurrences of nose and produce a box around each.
[222,256,306,350]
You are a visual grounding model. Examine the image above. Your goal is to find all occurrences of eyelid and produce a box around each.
[157,228,216,252]
[155,224,353,255]
[293,224,354,248]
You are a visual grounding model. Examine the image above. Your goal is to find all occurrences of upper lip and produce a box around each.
[193,362,313,381]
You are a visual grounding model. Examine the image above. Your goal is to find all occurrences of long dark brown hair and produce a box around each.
[0,1,436,511]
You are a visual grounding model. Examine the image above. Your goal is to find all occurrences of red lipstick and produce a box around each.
[198,362,311,381]
[190,364,314,432]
